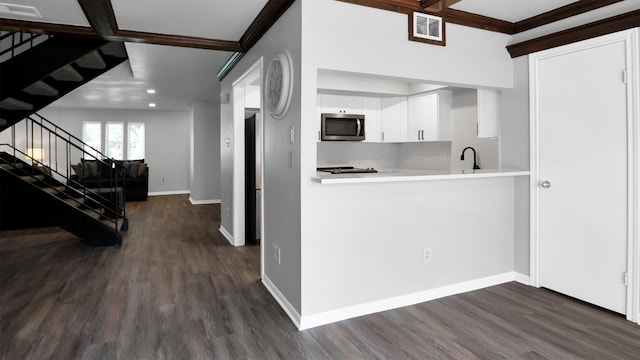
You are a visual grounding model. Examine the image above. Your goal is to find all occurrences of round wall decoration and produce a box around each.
[265,50,293,119]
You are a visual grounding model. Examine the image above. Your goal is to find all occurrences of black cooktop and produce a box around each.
[317,166,378,174]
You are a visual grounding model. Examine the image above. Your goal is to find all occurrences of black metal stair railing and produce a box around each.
[0,31,52,61]
[0,112,126,235]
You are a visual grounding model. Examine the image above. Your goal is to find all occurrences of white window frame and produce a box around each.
[82,121,101,159]
[127,122,145,160]
[105,122,124,160]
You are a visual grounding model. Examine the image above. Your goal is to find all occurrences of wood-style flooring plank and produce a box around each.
[1,194,639,359]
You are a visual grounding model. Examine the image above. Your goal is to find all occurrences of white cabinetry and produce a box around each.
[319,94,361,114]
[477,89,499,138]
[380,97,407,142]
[361,97,381,142]
[407,90,452,141]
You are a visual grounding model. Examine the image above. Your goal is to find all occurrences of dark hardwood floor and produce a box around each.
[1,194,638,359]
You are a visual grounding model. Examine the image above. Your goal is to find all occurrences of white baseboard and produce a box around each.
[513,272,530,285]
[297,271,522,330]
[189,197,221,205]
[148,190,190,196]
[262,275,301,329]
[219,226,233,246]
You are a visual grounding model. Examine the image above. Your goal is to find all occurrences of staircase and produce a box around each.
[0,31,128,131]
[0,31,130,246]
[0,115,128,246]
[0,151,126,246]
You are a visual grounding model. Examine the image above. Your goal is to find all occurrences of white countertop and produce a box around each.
[311,168,530,184]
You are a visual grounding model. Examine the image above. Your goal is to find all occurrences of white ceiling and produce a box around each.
[450,0,580,23]
[52,43,233,111]
[111,0,268,40]
[0,0,633,111]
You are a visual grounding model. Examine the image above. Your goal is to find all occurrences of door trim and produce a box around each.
[529,28,639,323]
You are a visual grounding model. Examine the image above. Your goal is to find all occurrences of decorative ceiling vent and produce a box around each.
[0,3,42,18]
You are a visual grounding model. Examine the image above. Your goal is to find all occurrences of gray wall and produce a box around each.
[191,102,221,202]
[450,88,499,171]
[220,1,302,312]
[500,56,531,275]
[35,107,193,193]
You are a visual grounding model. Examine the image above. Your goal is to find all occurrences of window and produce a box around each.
[106,122,124,160]
[127,123,145,160]
[82,121,101,158]
[82,121,145,160]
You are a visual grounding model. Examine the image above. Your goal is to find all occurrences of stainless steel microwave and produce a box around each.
[321,113,365,141]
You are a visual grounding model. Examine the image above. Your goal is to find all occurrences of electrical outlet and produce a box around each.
[273,244,281,264]
[289,125,295,144]
[288,151,295,168]
[162,178,166,185]
[423,248,432,263]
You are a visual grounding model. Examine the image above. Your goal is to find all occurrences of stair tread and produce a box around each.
[75,50,106,69]
[23,81,59,96]
[42,186,65,194]
[50,65,83,82]
[0,97,33,110]
[0,163,23,170]
[20,174,45,182]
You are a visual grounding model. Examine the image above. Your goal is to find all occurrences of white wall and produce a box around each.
[220,1,302,312]
[34,107,192,193]
[190,102,221,202]
[299,0,516,324]
[317,141,452,171]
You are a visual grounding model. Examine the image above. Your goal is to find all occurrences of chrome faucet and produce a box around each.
[460,146,480,170]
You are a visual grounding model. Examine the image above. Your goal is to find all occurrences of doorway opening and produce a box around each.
[231,58,264,273]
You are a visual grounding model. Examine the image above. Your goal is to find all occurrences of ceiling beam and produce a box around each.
[336,0,417,14]
[507,9,640,58]
[77,0,118,37]
[513,0,624,33]
[420,0,462,13]
[239,0,296,51]
[337,0,513,33]
[0,18,99,39]
[440,8,512,34]
[109,30,242,52]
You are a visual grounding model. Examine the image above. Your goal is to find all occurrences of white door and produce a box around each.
[536,39,628,313]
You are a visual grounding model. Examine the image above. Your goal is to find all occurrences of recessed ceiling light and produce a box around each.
[148,103,156,108]
[0,3,42,18]
[146,89,156,94]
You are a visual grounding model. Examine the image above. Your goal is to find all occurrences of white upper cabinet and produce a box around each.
[319,94,362,114]
[407,90,452,142]
[361,97,381,142]
[380,97,407,142]
[477,89,499,138]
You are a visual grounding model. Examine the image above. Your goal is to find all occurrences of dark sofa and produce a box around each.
[69,159,149,201]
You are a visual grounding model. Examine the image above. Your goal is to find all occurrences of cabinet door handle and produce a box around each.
[382,132,385,141]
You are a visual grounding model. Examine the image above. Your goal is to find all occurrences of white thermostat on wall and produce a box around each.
[265,50,293,119]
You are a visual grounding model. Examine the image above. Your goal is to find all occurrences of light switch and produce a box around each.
[289,125,295,144]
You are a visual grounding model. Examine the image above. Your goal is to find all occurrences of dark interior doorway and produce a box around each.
[245,112,261,245]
